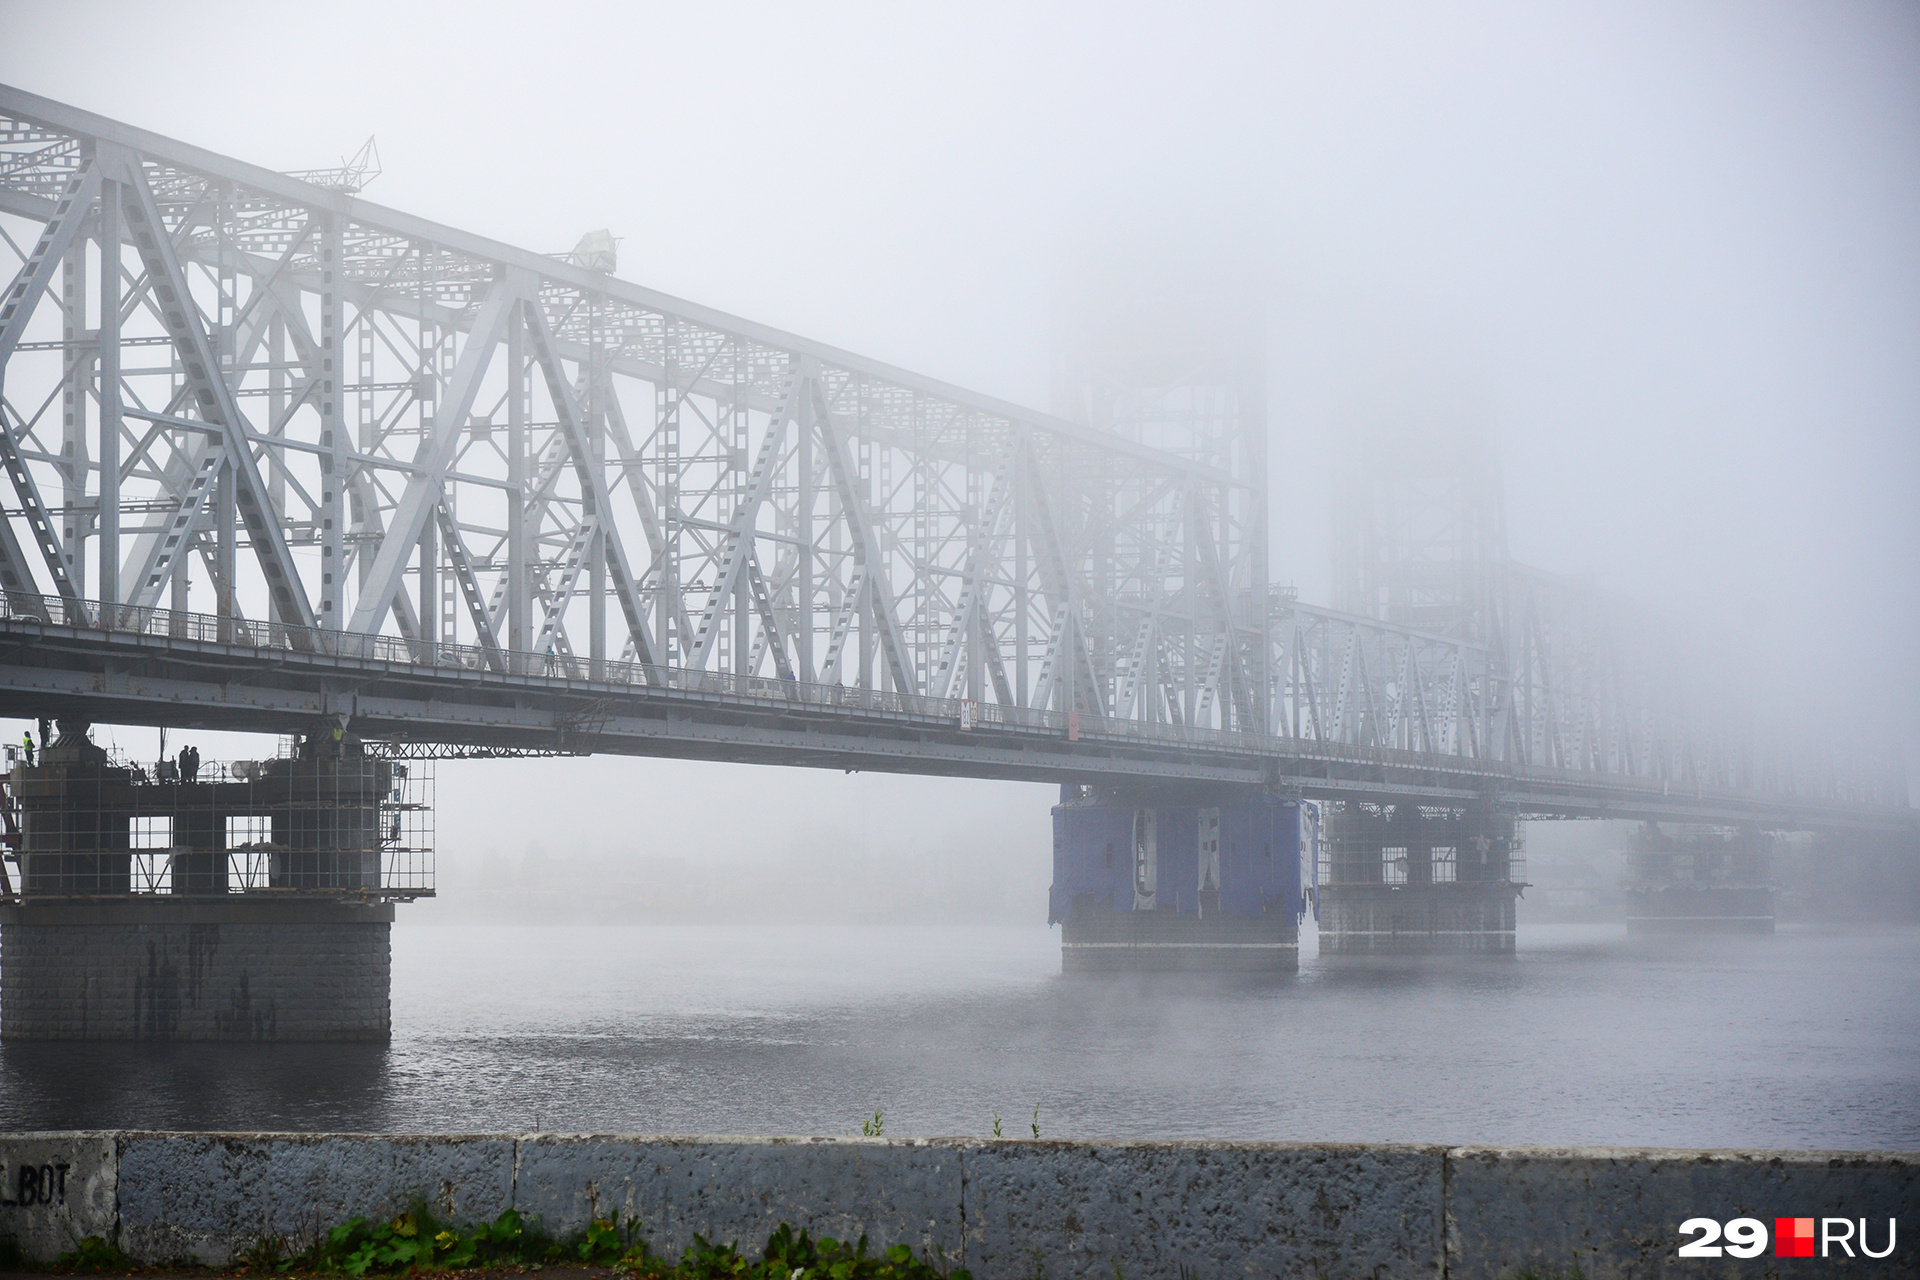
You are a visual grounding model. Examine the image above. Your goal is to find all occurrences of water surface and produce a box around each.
[2,923,1914,1149]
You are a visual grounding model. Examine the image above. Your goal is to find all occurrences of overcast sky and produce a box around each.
[3,1,1914,877]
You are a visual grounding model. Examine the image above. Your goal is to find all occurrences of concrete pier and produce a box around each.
[0,897,392,1040]
[1049,787,1310,971]
[1318,804,1523,954]
[1624,823,1776,934]
[0,722,423,1041]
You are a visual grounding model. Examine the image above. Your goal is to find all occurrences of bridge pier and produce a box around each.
[1316,804,1524,955]
[0,722,424,1041]
[1623,823,1775,934]
[1048,785,1311,972]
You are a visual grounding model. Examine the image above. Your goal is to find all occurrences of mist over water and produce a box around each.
[4,922,1915,1149]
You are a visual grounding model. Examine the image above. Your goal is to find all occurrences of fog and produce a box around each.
[3,0,1914,907]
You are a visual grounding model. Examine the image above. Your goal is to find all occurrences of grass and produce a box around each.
[10,1205,1589,1280]
[26,1204,969,1279]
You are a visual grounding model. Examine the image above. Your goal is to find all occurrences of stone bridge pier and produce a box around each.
[1623,823,1775,934]
[1316,803,1524,955]
[0,720,423,1041]
[1048,785,1314,971]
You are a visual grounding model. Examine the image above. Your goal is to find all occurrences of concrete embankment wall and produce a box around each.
[0,1133,1910,1278]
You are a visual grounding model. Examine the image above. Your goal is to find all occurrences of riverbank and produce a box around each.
[2,1133,1912,1278]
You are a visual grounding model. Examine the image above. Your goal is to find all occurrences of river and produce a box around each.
[2,922,1915,1148]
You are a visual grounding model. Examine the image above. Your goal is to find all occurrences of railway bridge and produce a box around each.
[0,86,1909,1037]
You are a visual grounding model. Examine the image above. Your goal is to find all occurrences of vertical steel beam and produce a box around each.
[318,215,345,630]
[1013,441,1028,705]
[60,210,87,596]
[214,458,236,639]
[795,378,815,681]
[95,178,120,606]
[587,309,607,677]
[417,512,436,648]
[505,300,528,655]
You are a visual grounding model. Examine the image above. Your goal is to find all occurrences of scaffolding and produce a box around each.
[1318,803,1526,888]
[0,729,432,902]
[1625,823,1770,889]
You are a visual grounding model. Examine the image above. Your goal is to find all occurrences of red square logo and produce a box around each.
[1775,1217,1816,1258]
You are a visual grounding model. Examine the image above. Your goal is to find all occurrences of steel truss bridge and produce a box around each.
[0,85,1909,834]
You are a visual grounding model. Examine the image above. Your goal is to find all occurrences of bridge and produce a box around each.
[0,85,1910,1033]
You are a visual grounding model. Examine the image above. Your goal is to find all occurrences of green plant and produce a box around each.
[992,1112,1004,1138]
[679,1232,750,1277]
[286,1206,970,1279]
[1031,1105,1042,1139]
[238,1233,290,1272]
[578,1212,647,1266]
[753,1224,967,1280]
[862,1109,886,1137]
[53,1234,134,1272]
[290,1203,564,1275]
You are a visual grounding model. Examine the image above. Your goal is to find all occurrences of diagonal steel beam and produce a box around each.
[533,514,597,664]
[0,159,98,364]
[601,381,693,649]
[1020,437,1100,714]
[346,275,515,634]
[685,362,795,670]
[743,547,794,681]
[118,162,315,631]
[809,376,915,694]
[931,443,1015,700]
[0,498,39,609]
[817,564,867,686]
[121,265,302,607]
[0,159,99,604]
[523,299,658,667]
[435,502,505,671]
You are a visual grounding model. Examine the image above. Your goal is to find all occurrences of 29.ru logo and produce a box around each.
[1677,1217,1898,1259]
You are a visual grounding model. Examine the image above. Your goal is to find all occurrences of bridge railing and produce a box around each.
[1,590,1904,814]
[0,588,1466,772]
[0,589,1259,754]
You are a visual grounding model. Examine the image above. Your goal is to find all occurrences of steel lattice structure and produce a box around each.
[0,85,1909,831]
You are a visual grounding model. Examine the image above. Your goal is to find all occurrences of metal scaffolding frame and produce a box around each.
[0,734,431,902]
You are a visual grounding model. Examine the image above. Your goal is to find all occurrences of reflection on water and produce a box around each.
[2,923,1915,1149]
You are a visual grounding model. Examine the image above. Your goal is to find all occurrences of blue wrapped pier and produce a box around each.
[1049,788,1317,971]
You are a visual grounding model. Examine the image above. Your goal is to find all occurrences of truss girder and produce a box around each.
[0,84,1896,814]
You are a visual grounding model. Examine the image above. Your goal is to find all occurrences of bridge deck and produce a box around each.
[1,596,1908,833]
